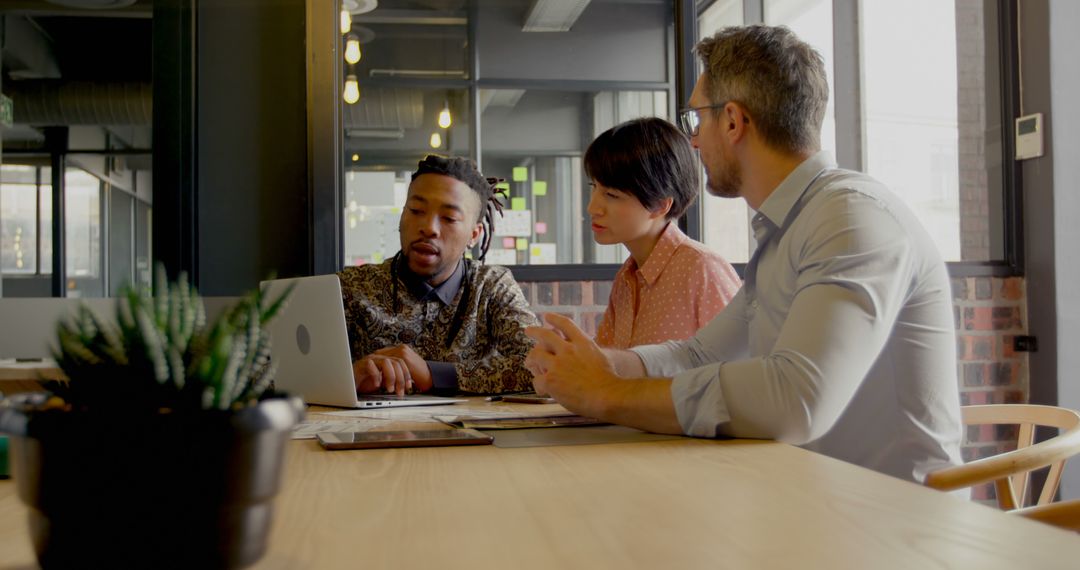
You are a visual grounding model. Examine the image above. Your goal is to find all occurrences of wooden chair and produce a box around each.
[923,404,1080,510]
[1014,499,1080,532]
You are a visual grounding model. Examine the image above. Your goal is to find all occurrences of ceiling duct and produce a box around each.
[343,86,424,131]
[7,81,152,126]
[523,0,591,32]
[2,16,62,80]
[43,0,138,8]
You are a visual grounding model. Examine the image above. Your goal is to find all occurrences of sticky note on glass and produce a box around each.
[496,181,510,191]
[512,167,528,182]
[502,237,515,249]
[535,222,547,235]
[533,181,547,196]
[511,197,526,211]
[515,238,528,251]
[372,252,384,263]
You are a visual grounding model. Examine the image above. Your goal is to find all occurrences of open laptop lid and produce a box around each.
[262,275,362,408]
[261,275,465,408]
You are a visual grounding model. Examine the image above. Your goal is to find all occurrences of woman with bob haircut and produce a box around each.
[586,117,740,349]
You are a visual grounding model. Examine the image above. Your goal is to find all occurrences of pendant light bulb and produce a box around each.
[429,132,442,149]
[437,102,452,129]
[343,75,360,105]
[340,9,352,34]
[344,38,362,65]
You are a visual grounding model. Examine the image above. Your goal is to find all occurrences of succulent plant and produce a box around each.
[48,264,292,412]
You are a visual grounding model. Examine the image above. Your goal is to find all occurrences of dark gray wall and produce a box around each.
[1023,1,1056,411]
[481,91,588,155]
[476,0,670,83]
[195,0,310,295]
[1044,0,1080,499]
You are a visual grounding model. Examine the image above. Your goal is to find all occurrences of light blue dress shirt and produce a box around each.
[632,152,965,484]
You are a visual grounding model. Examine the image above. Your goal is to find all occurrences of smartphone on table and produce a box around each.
[316,428,493,450]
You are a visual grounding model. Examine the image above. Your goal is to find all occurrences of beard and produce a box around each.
[704,153,742,199]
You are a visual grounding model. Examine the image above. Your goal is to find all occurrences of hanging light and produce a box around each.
[351,153,360,162]
[429,132,442,148]
[343,75,360,104]
[344,37,362,65]
[437,100,452,129]
[340,8,352,34]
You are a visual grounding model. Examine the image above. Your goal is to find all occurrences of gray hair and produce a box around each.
[695,25,828,154]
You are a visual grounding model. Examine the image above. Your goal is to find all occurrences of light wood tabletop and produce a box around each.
[2,400,1079,569]
[0,359,64,397]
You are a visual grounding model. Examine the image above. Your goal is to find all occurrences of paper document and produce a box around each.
[292,420,380,440]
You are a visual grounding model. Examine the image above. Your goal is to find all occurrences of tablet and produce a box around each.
[316,428,494,450]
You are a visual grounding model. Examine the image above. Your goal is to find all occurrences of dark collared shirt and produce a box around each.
[338,255,537,394]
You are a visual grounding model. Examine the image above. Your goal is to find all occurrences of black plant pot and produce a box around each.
[0,394,303,569]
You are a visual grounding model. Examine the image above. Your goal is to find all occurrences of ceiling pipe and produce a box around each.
[6,80,152,125]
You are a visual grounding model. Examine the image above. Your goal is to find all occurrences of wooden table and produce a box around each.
[2,401,1079,569]
[0,359,64,396]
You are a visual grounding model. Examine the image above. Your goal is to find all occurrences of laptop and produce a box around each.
[260,275,465,408]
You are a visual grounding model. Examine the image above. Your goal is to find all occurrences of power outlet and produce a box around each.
[1013,335,1038,352]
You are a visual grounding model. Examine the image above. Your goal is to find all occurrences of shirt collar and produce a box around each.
[627,222,687,286]
[755,150,837,228]
[398,255,465,306]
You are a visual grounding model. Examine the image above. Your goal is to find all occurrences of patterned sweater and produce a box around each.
[338,258,538,394]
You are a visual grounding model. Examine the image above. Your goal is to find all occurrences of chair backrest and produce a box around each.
[923,404,1080,510]
[1014,498,1080,532]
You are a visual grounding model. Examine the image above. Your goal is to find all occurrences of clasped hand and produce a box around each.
[524,313,618,417]
[353,344,433,396]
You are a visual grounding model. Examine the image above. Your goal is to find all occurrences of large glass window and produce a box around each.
[862,0,1000,261]
[64,169,102,282]
[699,0,1006,265]
[1,165,42,274]
[1,165,53,279]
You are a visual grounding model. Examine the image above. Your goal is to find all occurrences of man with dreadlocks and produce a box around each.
[337,155,538,395]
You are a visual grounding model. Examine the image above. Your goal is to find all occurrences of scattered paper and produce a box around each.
[292,420,379,440]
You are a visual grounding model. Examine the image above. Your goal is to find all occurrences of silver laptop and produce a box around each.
[260,275,465,408]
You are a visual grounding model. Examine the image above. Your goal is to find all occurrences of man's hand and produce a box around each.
[353,353,413,396]
[525,313,619,418]
[374,344,434,393]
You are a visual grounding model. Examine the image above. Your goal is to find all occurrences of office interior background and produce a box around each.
[0,0,1077,498]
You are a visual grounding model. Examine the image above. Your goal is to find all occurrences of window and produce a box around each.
[862,0,1002,261]
[338,0,676,269]
[698,0,751,264]
[698,0,1008,265]
[0,165,54,280]
[64,169,102,282]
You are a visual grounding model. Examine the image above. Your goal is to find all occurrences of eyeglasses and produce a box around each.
[676,103,728,137]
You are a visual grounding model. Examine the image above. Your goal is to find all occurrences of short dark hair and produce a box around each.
[411,155,505,262]
[583,117,700,220]
[696,25,828,154]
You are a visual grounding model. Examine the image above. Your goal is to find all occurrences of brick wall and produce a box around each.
[523,275,1030,501]
[953,276,1029,501]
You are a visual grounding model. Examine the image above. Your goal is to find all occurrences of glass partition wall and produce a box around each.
[0,7,153,298]
[338,0,677,268]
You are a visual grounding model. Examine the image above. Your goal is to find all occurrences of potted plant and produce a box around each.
[0,266,302,569]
